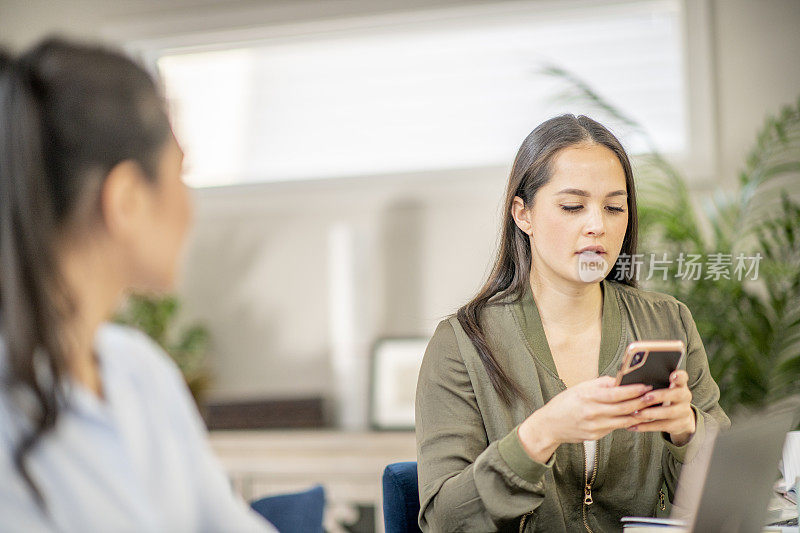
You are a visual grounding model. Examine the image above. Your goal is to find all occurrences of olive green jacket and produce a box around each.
[415,279,730,532]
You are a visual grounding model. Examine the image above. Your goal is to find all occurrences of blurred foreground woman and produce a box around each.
[0,38,275,532]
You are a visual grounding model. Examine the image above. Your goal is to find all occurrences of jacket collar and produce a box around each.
[512,278,623,380]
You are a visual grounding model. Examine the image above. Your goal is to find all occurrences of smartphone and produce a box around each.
[615,340,686,390]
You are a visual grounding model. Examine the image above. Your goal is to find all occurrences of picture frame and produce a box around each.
[369,337,429,430]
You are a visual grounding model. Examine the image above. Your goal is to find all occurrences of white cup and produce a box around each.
[783,432,800,488]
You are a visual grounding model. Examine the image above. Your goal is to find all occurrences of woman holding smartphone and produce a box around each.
[0,39,274,531]
[415,115,730,532]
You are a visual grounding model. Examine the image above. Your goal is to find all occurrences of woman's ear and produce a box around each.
[511,196,533,235]
[100,160,148,241]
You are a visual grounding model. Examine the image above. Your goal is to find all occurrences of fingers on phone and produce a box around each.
[596,384,652,405]
[617,384,652,401]
[616,416,641,430]
[610,397,649,416]
[634,402,686,422]
[646,386,690,407]
[596,376,617,387]
[670,370,688,386]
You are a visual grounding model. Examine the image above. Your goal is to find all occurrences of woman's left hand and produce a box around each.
[627,370,696,446]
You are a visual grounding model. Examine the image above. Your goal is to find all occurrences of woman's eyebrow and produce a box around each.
[556,188,627,197]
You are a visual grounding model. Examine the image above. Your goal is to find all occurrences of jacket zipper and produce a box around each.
[582,440,599,533]
[519,510,533,533]
[658,488,666,511]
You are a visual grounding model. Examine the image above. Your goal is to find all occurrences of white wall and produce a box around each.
[182,167,504,401]
[711,0,800,185]
[1,0,798,406]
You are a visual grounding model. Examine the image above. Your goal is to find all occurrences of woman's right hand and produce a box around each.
[516,376,653,462]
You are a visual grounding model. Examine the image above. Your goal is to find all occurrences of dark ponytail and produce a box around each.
[0,38,171,508]
[456,115,638,404]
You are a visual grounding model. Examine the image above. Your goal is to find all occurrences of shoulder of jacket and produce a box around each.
[609,280,683,309]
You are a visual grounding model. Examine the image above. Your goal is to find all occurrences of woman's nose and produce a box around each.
[584,208,606,236]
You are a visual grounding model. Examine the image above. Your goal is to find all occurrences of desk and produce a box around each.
[622,493,797,532]
[766,491,799,530]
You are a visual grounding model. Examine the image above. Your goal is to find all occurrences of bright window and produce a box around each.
[156,0,685,187]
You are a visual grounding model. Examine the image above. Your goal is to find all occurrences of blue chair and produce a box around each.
[382,461,423,533]
[250,484,325,533]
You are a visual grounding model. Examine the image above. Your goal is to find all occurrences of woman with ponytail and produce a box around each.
[415,115,729,532]
[0,38,275,531]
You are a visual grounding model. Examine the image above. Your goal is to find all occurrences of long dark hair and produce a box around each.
[0,38,171,507]
[456,114,638,404]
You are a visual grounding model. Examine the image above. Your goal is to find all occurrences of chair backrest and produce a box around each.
[250,484,325,533]
[382,461,422,533]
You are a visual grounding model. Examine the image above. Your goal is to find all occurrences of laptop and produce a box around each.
[621,397,800,532]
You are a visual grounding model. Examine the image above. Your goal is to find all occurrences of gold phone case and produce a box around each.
[615,340,686,390]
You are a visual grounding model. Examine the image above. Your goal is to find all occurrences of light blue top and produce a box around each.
[0,323,276,533]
